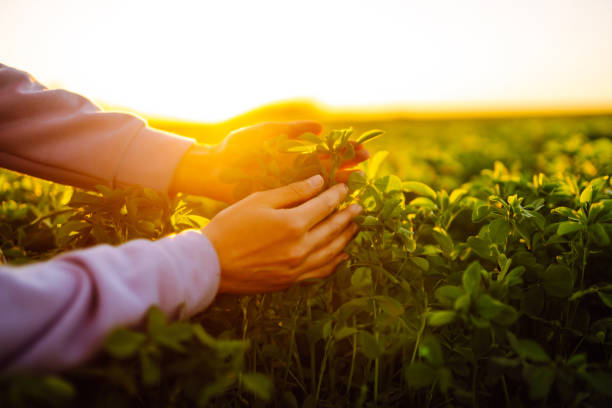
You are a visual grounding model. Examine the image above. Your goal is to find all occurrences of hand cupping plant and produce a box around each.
[1,120,612,408]
[218,127,383,199]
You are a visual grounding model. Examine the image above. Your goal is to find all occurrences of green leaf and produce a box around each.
[40,376,76,401]
[355,129,384,145]
[552,206,577,220]
[404,362,437,388]
[140,350,161,385]
[375,295,404,317]
[598,291,612,308]
[489,219,510,246]
[366,151,388,179]
[475,294,504,320]
[298,132,323,144]
[410,256,429,271]
[435,285,464,307]
[408,197,437,209]
[557,221,583,236]
[581,371,612,397]
[242,373,273,401]
[105,329,146,358]
[342,142,355,160]
[524,366,555,400]
[493,304,519,326]
[454,294,471,313]
[402,181,437,200]
[419,336,444,367]
[347,171,367,192]
[539,264,574,298]
[335,326,359,341]
[335,298,371,321]
[427,311,456,326]
[467,236,495,261]
[147,306,166,333]
[398,227,416,252]
[462,261,483,294]
[432,227,454,255]
[491,357,520,367]
[385,175,403,192]
[449,188,468,204]
[580,184,593,204]
[567,353,586,367]
[472,204,490,222]
[514,339,550,362]
[358,331,383,359]
[351,267,373,289]
[359,215,379,226]
[153,322,193,352]
[590,223,611,246]
[505,266,525,286]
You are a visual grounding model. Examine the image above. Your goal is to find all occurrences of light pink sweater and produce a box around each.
[0,63,221,372]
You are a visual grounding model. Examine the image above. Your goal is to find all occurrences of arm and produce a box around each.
[0,176,361,373]
[0,230,219,372]
[0,63,194,192]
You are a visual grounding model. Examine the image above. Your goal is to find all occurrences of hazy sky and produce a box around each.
[1,0,611,121]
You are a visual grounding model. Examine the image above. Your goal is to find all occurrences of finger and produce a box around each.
[289,183,349,230]
[257,121,323,140]
[296,223,359,272]
[283,120,323,138]
[252,174,325,208]
[304,203,362,251]
[336,169,364,184]
[295,253,349,283]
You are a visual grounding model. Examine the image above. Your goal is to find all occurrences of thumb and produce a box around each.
[254,175,325,208]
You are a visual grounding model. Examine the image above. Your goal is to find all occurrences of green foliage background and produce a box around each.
[1,115,612,407]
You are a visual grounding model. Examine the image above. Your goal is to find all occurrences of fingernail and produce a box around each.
[308,174,324,188]
[340,183,349,193]
[350,204,363,214]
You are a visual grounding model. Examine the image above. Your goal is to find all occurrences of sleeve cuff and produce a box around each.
[161,229,221,318]
[114,127,194,192]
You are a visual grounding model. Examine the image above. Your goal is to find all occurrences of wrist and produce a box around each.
[169,143,218,196]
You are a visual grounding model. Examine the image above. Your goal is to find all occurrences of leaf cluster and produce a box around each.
[1,121,612,407]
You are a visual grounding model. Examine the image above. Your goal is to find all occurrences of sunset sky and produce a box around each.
[1,0,611,122]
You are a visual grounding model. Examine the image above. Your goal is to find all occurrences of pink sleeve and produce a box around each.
[0,63,194,192]
[0,229,220,372]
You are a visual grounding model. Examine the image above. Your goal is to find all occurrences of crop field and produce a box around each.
[1,114,612,407]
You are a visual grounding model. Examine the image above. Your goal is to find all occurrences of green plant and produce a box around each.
[1,119,612,407]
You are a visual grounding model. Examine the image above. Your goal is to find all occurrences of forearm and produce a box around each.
[0,230,219,372]
[0,63,194,192]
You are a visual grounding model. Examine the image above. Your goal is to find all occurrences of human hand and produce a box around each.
[201,174,362,294]
[170,121,369,202]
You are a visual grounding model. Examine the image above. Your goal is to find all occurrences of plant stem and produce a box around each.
[411,292,428,363]
[307,300,316,394]
[472,363,479,408]
[501,374,511,408]
[315,337,332,404]
[346,316,357,395]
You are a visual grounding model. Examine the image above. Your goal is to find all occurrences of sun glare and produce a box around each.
[1,0,611,122]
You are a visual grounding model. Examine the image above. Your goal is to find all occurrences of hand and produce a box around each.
[201,175,362,294]
[170,121,369,202]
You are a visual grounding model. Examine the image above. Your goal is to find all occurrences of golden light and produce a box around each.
[1,0,611,122]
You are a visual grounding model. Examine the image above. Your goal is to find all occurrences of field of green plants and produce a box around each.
[1,115,612,407]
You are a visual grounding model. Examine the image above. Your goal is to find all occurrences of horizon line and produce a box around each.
[101,98,612,124]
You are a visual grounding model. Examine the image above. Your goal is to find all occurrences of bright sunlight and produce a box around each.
[2,0,612,121]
